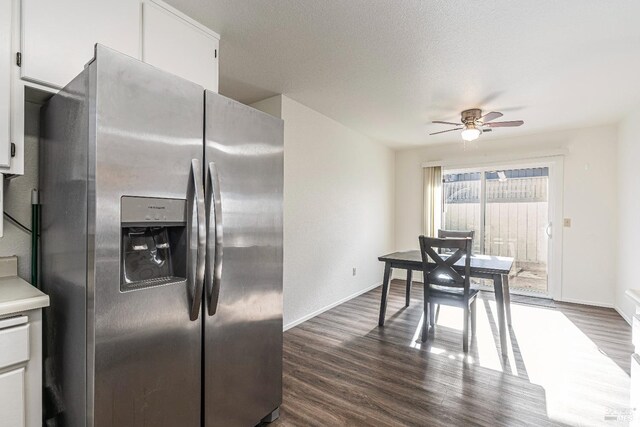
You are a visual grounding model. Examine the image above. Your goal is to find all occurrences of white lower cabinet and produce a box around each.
[0,368,25,427]
[0,315,29,427]
[632,354,640,426]
[0,311,42,427]
[628,292,640,426]
[0,260,49,427]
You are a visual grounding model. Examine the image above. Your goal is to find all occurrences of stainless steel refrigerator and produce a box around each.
[40,45,283,427]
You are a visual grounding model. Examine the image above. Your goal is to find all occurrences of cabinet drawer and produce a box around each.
[0,318,29,369]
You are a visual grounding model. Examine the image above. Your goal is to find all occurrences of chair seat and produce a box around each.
[427,285,479,307]
[429,284,480,295]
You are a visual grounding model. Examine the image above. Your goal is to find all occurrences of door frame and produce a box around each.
[441,155,564,300]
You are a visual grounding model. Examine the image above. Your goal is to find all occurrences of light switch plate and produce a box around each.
[563,218,572,228]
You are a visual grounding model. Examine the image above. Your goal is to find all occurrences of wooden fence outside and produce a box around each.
[443,177,549,263]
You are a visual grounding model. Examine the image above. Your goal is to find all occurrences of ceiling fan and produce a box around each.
[430,108,524,141]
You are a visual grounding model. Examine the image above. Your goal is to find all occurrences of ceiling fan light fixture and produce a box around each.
[430,108,524,139]
[461,126,481,142]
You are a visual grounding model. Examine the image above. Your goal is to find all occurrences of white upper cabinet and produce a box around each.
[20,0,141,88]
[0,0,12,168]
[0,0,220,179]
[142,0,219,92]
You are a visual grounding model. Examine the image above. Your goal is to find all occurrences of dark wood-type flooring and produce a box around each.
[270,279,633,427]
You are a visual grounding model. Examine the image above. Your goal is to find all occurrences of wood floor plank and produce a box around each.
[270,280,633,426]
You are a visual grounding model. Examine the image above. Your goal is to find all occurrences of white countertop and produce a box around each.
[626,289,640,307]
[0,275,49,317]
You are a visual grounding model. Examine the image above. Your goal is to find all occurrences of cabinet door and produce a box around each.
[0,0,11,168]
[20,0,140,88]
[633,354,640,423]
[142,0,219,92]
[0,368,25,427]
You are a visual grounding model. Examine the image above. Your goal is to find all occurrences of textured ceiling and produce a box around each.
[167,0,640,148]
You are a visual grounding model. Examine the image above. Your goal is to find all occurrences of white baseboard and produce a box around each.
[558,297,614,309]
[283,281,382,331]
[615,305,632,325]
[390,279,619,316]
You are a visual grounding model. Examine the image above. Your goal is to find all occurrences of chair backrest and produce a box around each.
[437,229,475,255]
[419,236,472,292]
[437,229,475,240]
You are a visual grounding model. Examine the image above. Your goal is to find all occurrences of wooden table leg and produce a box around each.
[493,274,508,357]
[378,262,392,326]
[503,274,512,327]
[405,269,412,307]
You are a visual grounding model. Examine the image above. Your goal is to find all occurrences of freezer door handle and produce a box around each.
[206,161,224,316]
[187,158,206,320]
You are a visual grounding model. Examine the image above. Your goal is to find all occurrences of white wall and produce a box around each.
[395,125,618,307]
[252,95,395,329]
[0,102,40,280]
[616,112,640,322]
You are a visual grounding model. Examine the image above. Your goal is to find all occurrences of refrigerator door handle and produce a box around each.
[206,161,224,316]
[188,158,206,320]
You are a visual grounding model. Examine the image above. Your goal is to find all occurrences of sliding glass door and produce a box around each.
[443,165,552,296]
[442,171,482,255]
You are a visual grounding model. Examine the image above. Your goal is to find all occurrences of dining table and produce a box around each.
[378,250,515,357]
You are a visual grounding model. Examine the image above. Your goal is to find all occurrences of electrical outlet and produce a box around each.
[352,267,356,276]
[563,218,572,228]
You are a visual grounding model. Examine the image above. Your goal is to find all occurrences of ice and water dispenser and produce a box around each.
[120,196,188,291]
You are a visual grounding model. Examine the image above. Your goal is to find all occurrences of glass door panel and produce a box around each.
[442,172,482,255]
[442,166,550,295]
[484,168,549,294]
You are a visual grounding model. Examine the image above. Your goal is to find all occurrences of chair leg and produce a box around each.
[435,304,441,323]
[421,302,429,342]
[429,303,436,327]
[463,305,469,353]
[422,283,429,343]
[470,299,477,336]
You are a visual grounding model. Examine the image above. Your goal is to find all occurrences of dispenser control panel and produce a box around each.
[121,196,186,225]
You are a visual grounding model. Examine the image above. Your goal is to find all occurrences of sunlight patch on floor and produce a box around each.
[407,297,631,426]
[510,303,630,426]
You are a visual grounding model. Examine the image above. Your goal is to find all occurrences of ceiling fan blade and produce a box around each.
[484,120,524,128]
[481,111,503,123]
[432,120,461,126]
[429,127,463,135]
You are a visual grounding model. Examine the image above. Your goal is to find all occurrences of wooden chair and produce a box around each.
[437,229,475,247]
[430,229,475,323]
[419,236,477,352]
[403,229,475,308]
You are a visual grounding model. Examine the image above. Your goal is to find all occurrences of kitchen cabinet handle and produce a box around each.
[188,159,206,321]
[206,161,224,316]
[545,222,552,238]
